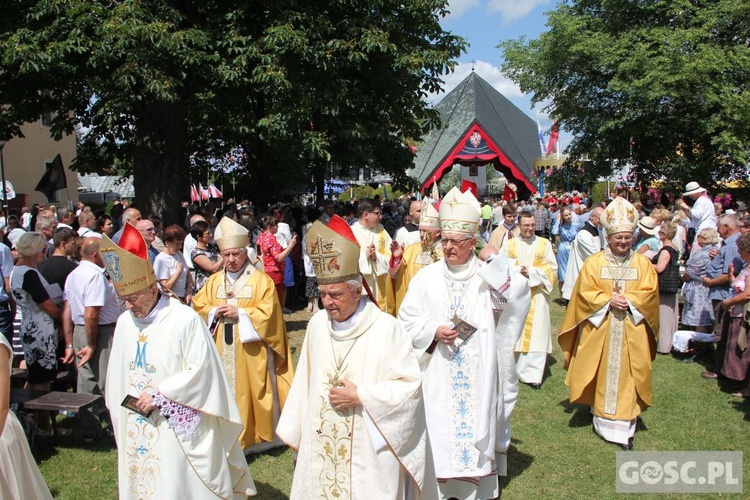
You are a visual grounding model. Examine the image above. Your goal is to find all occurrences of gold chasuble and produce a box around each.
[386,240,443,316]
[193,266,294,451]
[559,249,659,421]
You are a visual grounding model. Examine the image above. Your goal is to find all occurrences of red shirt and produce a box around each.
[257,232,285,274]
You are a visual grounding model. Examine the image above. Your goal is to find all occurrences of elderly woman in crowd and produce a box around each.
[652,221,681,353]
[10,232,63,437]
[681,228,721,333]
[717,234,750,396]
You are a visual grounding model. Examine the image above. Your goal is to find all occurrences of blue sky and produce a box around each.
[431,0,568,150]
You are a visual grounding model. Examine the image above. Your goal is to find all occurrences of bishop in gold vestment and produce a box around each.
[192,217,294,453]
[559,199,659,448]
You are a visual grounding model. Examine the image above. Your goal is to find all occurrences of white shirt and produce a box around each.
[183,234,198,270]
[691,195,718,231]
[275,222,292,248]
[64,260,122,325]
[153,252,189,297]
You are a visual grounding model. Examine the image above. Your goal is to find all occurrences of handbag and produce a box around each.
[657,248,681,294]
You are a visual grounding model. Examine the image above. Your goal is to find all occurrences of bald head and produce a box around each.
[189,214,206,227]
[136,219,156,245]
[123,208,142,225]
[590,207,604,228]
[80,237,102,266]
[409,200,422,225]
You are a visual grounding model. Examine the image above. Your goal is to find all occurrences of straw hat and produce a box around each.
[637,216,658,236]
[683,182,706,196]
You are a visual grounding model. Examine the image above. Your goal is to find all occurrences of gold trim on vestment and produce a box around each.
[601,249,637,415]
[218,266,255,394]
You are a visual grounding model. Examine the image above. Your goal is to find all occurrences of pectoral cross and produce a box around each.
[613,282,621,293]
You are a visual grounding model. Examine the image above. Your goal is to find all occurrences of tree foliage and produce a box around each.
[499,0,750,193]
[0,0,465,222]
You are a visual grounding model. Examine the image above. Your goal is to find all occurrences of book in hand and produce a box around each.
[121,394,153,418]
[453,319,478,342]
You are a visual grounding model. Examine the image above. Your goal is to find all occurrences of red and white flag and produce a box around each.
[190,184,200,203]
[546,121,559,157]
[208,184,223,199]
[199,183,210,201]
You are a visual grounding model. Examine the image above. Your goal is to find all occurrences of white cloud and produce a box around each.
[486,0,551,22]
[444,0,482,19]
[428,60,524,104]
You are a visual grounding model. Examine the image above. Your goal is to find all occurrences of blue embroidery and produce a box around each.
[129,340,156,373]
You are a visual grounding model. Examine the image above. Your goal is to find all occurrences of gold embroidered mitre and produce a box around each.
[100,224,156,295]
[306,215,360,284]
[439,187,480,235]
[215,216,248,252]
[419,199,440,229]
[602,196,639,235]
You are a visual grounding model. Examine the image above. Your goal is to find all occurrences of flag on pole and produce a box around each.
[461,180,478,198]
[208,183,223,198]
[546,121,559,157]
[503,183,517,202]
[190,184,200,203]
[537,120,546,155]
[35,154,67,201]
[199,183,210,201]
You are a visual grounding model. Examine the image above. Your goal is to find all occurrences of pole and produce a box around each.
[0,142,8,225]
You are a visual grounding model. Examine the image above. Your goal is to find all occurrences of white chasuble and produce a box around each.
[277,300,434,499]
[106,296,255,499]
[398,256,530,497]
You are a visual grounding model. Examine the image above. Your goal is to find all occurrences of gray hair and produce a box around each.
[35,214,56,231]
[345,276,363,292]
[719,213,739,230]
[16,231,46,257]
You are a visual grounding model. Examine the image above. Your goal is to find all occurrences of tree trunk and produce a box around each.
[132,100,189,227]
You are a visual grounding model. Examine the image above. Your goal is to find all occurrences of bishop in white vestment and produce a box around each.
[398,188,530,499]
[277,216,435,499]
[101,226,255,499]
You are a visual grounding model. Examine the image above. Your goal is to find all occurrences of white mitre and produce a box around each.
[438,187,481,235]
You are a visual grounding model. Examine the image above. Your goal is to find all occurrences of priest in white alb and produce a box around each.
[277,215,436,499]
[561,206,604,301]
[102,224,255,499]
[497,210,557,389]
[398,187,531,499]
[350,198,392,308]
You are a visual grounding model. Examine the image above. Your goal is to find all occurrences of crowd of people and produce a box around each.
[0,179,748,498]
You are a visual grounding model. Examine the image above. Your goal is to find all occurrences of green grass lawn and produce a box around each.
[36,292,750,498]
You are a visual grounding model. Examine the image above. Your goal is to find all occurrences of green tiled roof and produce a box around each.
[412,71,539,190]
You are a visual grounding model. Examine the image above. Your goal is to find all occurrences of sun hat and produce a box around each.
[683,182,706,196]
[637,216,658,235]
